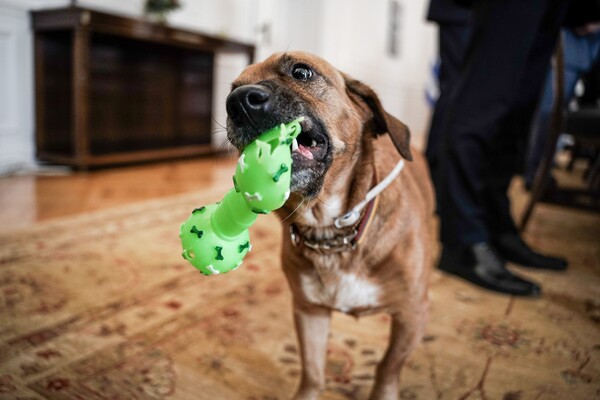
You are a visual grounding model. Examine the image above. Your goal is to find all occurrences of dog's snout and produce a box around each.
[226,85,272,125]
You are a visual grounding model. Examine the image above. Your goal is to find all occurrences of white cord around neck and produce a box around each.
[333,159,405,229]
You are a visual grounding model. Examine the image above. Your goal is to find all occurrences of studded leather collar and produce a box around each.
[289,195,378,253]
[289,169,379,253]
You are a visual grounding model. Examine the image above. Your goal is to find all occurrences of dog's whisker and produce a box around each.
[217,139,234,154]
[282,198,308,223]
[211,115,227,131]
[209,115,235,155]
[211,130,227,138]
[290,200,311,223]
[315,195,328,206]
[281,199,305,222]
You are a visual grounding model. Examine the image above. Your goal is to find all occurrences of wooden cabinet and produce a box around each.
[32,6,254,168]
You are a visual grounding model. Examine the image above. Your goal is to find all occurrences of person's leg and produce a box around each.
[485,25,592,271]
[484,6,569,239]
[426,23,472,175]
[485,103,569,271]
[438,0,550,247]
[437,0,568,295]
[488,30,600,270]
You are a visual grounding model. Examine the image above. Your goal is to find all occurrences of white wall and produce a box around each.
[0,2,36,172]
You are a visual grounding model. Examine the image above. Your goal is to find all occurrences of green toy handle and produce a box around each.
[179,118,303,275]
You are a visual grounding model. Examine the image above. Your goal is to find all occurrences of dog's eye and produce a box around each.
[291,64,313,81]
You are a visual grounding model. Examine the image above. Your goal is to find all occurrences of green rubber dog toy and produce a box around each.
[179,118,303,275]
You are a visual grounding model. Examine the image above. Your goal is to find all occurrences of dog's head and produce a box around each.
[226,51,412,200]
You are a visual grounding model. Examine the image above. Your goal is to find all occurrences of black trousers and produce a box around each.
[426,23,472,173]
[435,0,568,247]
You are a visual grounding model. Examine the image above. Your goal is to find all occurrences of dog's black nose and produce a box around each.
[226,85,272,125]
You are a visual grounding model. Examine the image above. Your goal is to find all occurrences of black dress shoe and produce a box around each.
[492,233,568,270]
[438,242,541,297]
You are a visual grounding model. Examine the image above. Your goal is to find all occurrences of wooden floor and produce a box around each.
[0,156,238,233]
[0,152,590,234]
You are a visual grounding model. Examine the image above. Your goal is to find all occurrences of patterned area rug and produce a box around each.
[0,188,598,400]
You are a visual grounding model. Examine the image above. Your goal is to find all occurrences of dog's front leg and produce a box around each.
[292,301,332,400]
[369,312,422,400]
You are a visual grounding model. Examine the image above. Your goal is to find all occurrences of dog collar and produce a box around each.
[288,158,406,253]
[334,159,405,228]
[289,194,379,253]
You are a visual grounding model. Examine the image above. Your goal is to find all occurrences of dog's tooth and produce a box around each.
[311,139,317,147]
[292,138,299,151]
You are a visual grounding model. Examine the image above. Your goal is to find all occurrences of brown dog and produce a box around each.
[226,51,434,400]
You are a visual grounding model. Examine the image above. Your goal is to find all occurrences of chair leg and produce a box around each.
[520,156,558,231]
[588,152,600,193]
[520,35,565,231]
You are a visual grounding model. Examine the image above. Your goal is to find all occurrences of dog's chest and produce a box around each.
[299,270,381,313]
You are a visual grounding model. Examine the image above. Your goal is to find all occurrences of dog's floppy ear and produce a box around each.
[344,75,413,161]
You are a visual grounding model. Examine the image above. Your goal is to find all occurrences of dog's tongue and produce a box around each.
[297,144,314,160]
